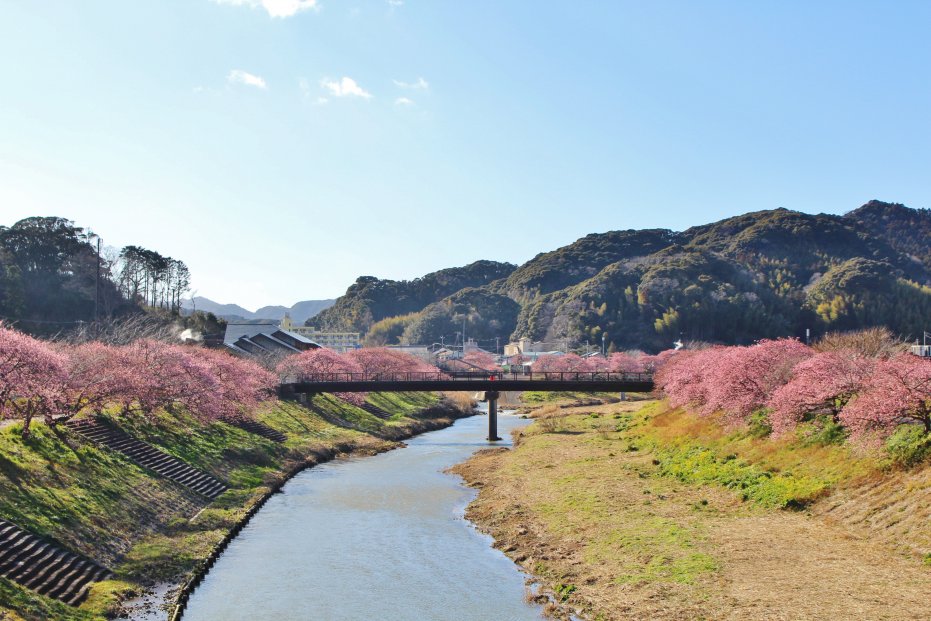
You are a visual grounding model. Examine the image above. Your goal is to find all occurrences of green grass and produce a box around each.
[521,391,617,404]
[632,403,885,509]
[0,392,454,621]
[651,445,829,508]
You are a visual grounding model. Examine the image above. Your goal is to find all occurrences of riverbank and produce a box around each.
[179,411,544,621]
[452,396,931,620]
[0,392,472,621]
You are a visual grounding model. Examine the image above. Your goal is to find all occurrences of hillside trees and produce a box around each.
[312,261,517,333]
[364,313,419,346]
[0,217,120,327]
[401,288,520,346]
[115,245,191,312]
[0,246,24,319]
[846,200,931,273]
[0,216,195,332]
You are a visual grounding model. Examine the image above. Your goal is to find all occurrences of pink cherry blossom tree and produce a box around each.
[462,350,497,371]
[59,341,137,420]
[609,352,646,373]
[702,339,813,426]
[654,348,719,410]
[346,348,441,376]
[195,347,277,420]
[767,350,874,435]
[840,354,931,441]
[277,348,366,405]
[533,353,592,373]
[0,325,69,437]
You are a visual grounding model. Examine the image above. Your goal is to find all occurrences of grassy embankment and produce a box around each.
[453,395,931,620]
[0,391,466,621]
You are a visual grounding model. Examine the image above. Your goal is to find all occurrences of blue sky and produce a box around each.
[1,1,929,310]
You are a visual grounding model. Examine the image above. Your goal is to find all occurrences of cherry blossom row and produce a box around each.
[652,339,931,442]
[0,326,440,437]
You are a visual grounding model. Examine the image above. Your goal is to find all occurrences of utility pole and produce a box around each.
[87,229,101,332]
[95,236,100,325]
[602,332,606,356]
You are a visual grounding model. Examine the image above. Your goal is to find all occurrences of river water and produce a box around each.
[181,411,543,621]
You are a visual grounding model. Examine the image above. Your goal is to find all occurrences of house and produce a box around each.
[503,338,569,357]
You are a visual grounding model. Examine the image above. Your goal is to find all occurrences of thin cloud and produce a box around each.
[393,77,429,90]
[320,77,372,99]
[387,0,404,6]
[228,69,267,89]
[213,0,320,18]
[395,97,414,106]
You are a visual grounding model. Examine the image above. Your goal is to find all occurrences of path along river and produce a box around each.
[180,410,544,621]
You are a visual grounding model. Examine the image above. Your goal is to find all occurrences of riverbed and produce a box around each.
[178,411,543,621]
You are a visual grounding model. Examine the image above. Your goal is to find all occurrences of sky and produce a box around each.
[1,1,929,310]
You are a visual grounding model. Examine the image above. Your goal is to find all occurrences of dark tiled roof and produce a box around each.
[223,323,278,345]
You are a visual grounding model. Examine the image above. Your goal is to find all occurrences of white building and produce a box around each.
[279,314,361,353]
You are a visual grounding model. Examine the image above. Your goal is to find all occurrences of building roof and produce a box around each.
[272,329,319,349]
[223,323,278,345]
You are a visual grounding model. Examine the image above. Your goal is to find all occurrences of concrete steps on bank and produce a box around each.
[230,419,287,443]
[65,418,228,500]
[0,519,111,606]
[359,403,392,419]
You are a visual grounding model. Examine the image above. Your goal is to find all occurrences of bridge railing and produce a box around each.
[289,371,654,383]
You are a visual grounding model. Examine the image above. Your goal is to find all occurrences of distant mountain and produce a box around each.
[317,201,931,352]
[182,297,335,323]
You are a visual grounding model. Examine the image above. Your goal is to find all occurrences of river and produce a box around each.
[179,410,543,621]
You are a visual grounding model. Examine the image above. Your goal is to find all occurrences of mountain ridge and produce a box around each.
[312,200,930,352]
[181,297,335,323]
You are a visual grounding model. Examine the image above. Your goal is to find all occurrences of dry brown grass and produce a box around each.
[441,391,477,411]
[453,399,931,620]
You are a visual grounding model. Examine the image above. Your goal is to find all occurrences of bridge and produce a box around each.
[279,371,654,442]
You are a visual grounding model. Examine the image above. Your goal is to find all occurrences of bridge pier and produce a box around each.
[486,391,501,442]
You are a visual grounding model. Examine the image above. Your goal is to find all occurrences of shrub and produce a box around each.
[885,425,931,468]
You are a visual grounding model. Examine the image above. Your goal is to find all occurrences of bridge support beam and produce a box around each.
[486,391,501,442]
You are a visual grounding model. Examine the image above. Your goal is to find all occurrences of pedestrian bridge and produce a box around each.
[279,371,654,442]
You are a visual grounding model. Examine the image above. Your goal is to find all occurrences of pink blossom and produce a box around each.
[767,350,873,435]
[462,350,497,371]
[840,354,931,441]
[0,325,69,436]
[702,339,813,425]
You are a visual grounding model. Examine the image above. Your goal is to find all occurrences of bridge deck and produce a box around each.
[280,371,654,396]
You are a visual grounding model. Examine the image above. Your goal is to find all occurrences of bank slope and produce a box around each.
[0,392,470,621]
[453,399,931,621]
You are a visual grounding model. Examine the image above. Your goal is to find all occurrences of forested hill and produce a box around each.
[0,216,223,338]
[311,200,931,352]
[311,260,517,334]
